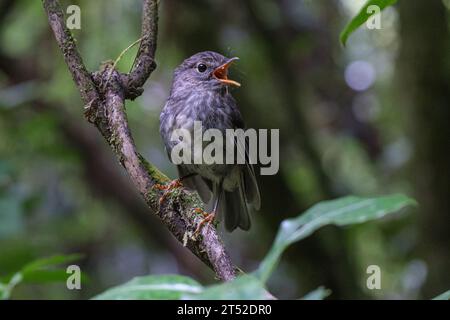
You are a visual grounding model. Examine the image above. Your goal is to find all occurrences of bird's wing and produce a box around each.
[235,136,261,210]
[229,103,261,210]
[177,165,212,204]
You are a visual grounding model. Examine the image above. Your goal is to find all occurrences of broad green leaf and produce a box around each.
[432,290,450,300]
[301,286,332,300]
[21,269,72,283]
[21,254,82,274]
[91,194,415,301]
[257,194,415,282]
[0,254,83,299]
[340,0,397,46]
[93,275,203,300]
[184,275,272,300]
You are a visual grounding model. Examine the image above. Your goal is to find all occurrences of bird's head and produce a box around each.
[172,51,240,93]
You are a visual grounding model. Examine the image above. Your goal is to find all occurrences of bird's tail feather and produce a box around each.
[219,176,251,232]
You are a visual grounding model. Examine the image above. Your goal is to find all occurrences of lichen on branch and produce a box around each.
[41,0,237,282]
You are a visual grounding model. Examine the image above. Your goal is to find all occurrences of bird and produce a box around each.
[159,51,260,232]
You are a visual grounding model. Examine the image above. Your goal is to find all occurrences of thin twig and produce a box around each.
[104,36,146,91]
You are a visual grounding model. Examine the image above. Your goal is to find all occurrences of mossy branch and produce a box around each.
[42,0,237,281]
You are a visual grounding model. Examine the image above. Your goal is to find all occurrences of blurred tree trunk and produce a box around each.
[398,0,450,297]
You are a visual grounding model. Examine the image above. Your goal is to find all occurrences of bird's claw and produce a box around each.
[192,207,209,218]
[194,211,216,235]
[154,179,183,205]
[154,179,183,191]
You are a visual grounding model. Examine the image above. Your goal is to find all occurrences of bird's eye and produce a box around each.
[197,63,207,73]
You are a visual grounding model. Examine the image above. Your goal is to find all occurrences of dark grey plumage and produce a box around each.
[160,51,260,231]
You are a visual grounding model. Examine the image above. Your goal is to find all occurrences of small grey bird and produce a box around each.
[160,51,260,232]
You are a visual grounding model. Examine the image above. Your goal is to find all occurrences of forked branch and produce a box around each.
[42,0,237,281]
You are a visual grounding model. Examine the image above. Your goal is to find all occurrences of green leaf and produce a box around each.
[0,254,83,299]
[93,275,204,300]
[301,286,332,300]
[0,273,22,300]
[340,0,397,46]
[21,270,71,283]
[185,275,272,300]
[21,254,82,274]
[432,290,450,300]
[91,194,415,301]
[257,194,415,282]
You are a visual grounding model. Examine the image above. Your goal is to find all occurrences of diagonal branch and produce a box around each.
[42,0,237,281]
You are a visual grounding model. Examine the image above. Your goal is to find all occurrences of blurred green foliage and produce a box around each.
[0,254,82,299]
[0,0,449,299]
[94,194,415,300]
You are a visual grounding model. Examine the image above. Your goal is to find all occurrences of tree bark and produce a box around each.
[398,0,450,297]
[42,0,237,282]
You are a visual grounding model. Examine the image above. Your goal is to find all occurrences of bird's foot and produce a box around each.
[194,211,216,235]
[154,179,183,205]
[192,207,209,218]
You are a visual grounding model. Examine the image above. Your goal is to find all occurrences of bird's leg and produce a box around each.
[153,179,182,205]
[195,186,221,235]
[192,207,209,218]
[154,173,198,205]
[194,212,216,235]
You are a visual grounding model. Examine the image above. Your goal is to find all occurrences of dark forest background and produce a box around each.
[0,0,449,299]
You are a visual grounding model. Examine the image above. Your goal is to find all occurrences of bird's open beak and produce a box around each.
[212,57,241,87]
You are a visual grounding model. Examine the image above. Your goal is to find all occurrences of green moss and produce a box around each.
[145,187,160,207]
[183,194,203,211]
[138,153,169,183]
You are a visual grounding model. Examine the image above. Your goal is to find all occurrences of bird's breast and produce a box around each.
[169,92,233,131]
